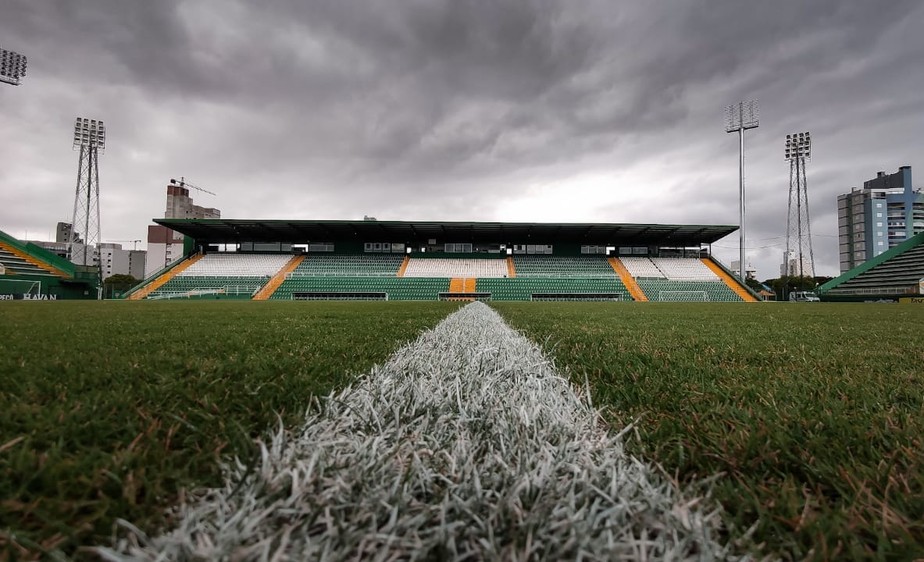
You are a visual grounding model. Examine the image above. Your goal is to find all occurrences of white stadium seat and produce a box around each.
[403,258,508,278]
[178,253,291,277]
[651,258,718,281]
[620,257,665,279]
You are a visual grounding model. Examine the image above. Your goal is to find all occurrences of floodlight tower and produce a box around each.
[784,132,815,278]
[725,100,759,282]
[0,46,27,86]
[70,118,106,270]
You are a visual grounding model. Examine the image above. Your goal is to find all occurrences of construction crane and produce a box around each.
[170,176,217,197]
[107,239,142,250]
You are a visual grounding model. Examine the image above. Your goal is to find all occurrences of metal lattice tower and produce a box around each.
[0,46,27,86]
[784,132,815,278]
[70,118,106,267]
[725,100,760,282]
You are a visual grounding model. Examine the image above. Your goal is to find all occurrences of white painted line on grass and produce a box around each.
[98,301,737,560]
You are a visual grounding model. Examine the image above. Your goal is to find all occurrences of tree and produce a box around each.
[761,275,833,301]
[744,277,764,293]
[103,274,140,298]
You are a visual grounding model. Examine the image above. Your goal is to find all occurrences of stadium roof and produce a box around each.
[155,219,737,247]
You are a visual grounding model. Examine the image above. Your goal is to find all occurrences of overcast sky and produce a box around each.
[2,1,922,279]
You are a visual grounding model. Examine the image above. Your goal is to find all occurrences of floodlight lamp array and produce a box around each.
[0,47,27,84]
[784,132,811,160]
[73,118,106,150]
[725,100,759,132]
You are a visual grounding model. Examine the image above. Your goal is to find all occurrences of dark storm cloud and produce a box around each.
[1,0,922,278]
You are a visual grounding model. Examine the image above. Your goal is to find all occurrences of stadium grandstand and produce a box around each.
[818,230,924,302]
[123,219,759,302]
[0,228,98,300]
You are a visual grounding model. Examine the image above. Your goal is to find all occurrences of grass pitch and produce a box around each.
[493,302,924,561]
[0,301,460,559]
[3,300,922,560]
[103,302,732,560]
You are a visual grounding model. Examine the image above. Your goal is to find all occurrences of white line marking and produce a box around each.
[98,302,736,560]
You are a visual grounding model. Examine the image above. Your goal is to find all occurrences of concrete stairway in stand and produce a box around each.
[608,257,646,302]
[701,258,758,302]
[253,255,305,300]
[128,254,203,300]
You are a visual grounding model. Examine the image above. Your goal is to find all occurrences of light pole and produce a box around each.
[70,118,106,291]
[784,132,814,279]
[0,46,27,86]
[725,100,759,282]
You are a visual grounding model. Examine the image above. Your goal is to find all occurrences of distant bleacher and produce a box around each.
[271,254,407,299]
[130,251,750,302]
[180,253,291,277]
[635,279,741,302]
[477,277,627,301]
[650,258,718,280]
[621,257,717,280]
[822,237,924,298]
[270,254,627,300]
[512,255,615,277]
[403,258,507,278]
[0,247,60,277]
[619,257,664,279]
[620,257,741,302]
[150,253,292,299]
[291,254,404,277]
[271,276,450,301]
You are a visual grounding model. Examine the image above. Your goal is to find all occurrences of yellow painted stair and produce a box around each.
[0,240,70,278]
[701,258,758,302]
[446,277,475,301]
[253,255,305,300]
[506,257,516,278]
[128,254,203,300]
[608,257,647,302]
[397,256,410,277]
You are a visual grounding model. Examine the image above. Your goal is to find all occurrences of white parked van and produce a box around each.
[789,291,820,302]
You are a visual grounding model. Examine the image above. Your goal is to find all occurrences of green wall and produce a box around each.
[0,274,95,300]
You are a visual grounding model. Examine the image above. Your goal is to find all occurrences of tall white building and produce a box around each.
[837,166,924,273]
[145,180,220,277]
[780,251,815,278]
[98,243,146,280]
[731,260,756,280]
